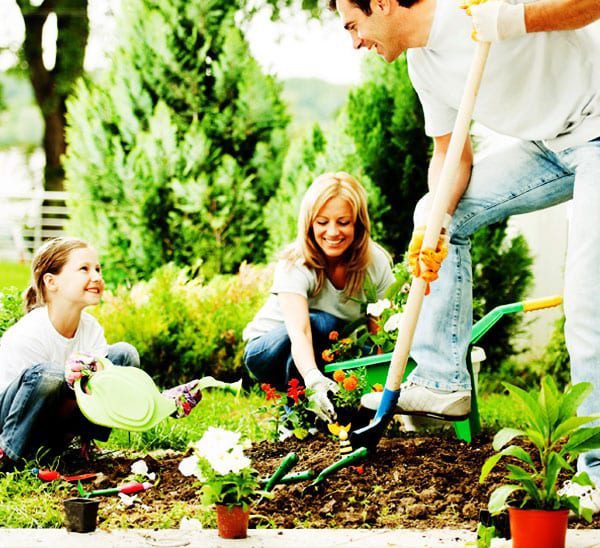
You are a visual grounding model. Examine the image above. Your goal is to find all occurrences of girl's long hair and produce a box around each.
[281,172,373,298]
[24,237,89,313]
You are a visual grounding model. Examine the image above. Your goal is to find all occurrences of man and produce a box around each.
[331,0,600,511]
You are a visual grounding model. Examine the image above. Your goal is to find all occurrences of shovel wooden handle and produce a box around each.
[385,41,491,392]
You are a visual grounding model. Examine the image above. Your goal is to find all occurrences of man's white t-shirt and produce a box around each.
[243,244,395,341]
[407,0,600,151]
[0,307,108,392]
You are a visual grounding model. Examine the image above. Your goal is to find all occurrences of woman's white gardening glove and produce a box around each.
[466,0,526,42]
[304,369,339,423]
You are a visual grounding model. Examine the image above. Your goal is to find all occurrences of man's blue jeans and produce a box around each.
[410,137,600,481]
[0,342,139,460]
[243,311,346,391]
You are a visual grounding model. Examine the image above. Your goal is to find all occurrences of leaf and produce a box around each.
[488,485,521,514]
[552,416,599,444]
[544,452,564,498]
[562,427,600,456]
[492,428,525,451]
[500,445,535,468]
[540,376,559,431]
[503,383,547,436]
[480,453,504,483]
[557,382,594,423]
[506,463,536,481]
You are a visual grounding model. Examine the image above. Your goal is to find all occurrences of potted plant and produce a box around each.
[479,376,600,548]
[178,427,265,539]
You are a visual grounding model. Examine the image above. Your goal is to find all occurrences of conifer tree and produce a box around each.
[64,0,288,284]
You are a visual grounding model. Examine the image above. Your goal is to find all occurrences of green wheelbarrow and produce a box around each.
[325,295,562,443]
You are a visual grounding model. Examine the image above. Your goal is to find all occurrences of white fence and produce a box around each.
[0,190,70,261]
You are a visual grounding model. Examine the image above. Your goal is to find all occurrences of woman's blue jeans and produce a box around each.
[0,342,139,460]
[411,137,600,481]
[243,311,346,391]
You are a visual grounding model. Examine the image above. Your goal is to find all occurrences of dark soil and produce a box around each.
[59,429,600,531]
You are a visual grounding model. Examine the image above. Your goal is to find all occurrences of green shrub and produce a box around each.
[0,288,24,338]
[64,0,288,285]
[94,263,273,387]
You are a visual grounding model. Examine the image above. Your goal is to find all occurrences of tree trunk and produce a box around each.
[17,0,89,192]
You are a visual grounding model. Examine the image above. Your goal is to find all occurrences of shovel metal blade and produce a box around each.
[349,387,400,452]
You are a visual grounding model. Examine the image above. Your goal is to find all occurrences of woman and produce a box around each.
[243,172,395,422]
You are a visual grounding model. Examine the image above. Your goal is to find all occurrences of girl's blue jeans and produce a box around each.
[243,310,346,391]
[0,342,139,460]
[411,137,600,481]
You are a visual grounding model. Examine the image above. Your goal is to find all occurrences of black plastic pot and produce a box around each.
[63,497,99,533]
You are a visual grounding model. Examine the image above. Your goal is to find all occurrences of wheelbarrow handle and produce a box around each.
[523,295,562,312]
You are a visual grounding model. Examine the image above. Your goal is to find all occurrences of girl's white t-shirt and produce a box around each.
[407,0,600,151]
[0,306,108,392]
[243,244,395,341]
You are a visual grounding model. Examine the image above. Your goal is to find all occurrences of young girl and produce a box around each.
[243,172,395,423]
[0,237,199,468]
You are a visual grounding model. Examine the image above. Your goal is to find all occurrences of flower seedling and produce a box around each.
[330,368,367,410]
[178,427,265,510]
[259,379,315,441]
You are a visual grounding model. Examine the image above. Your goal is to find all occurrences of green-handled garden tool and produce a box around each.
[349,40,492,454]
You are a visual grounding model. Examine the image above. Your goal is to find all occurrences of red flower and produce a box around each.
[261,383,281,402]
[287,378,306,404]
[328,330,339,341]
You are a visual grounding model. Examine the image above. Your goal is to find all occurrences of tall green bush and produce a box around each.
[64,0,288,285]
[94,263,273,386]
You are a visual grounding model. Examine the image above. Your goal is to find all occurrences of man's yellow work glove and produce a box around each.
[408,213,451,295]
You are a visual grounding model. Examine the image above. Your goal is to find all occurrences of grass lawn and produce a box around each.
[0,261,29,291]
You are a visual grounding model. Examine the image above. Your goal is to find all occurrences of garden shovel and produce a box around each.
[350,41,492,453]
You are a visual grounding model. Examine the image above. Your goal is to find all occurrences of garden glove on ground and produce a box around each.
[408,213,451,295]
[162,379,203,419]
[304,369,338,423]
[462,0,526,42]
[65,352,108,389]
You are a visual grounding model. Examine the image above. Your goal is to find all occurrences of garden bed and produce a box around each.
[58,430,600,530]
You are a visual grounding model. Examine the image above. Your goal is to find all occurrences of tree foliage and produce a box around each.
[64,0,289,285]
[345,54,431,254]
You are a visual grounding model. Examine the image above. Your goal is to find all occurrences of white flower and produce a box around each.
[131,459,156,481]
[118,492,138,507]
[194,427,241,459]
[366,299,391,318]
[178,455,204,479]
[206,445,251,476]
[131,460,148,477]
[180,517,203,530]
[384,312,403,332]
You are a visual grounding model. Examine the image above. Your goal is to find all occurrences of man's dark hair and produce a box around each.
[328,0,418,15]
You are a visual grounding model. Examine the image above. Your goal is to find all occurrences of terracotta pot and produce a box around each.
[215,504,250,539]
[508,507,568,548]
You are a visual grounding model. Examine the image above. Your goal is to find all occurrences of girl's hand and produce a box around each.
[65,352,105,390]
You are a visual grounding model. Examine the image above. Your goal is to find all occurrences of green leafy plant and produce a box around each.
[480,377,600,522]
[178,427,264,510]
[0,287,24,338]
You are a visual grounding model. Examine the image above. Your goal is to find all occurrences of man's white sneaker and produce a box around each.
[559,480,600,515]
[360,383,471,420]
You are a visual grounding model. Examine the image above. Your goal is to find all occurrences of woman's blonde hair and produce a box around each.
[281,171,373,298]
[24,237,90,313]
